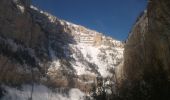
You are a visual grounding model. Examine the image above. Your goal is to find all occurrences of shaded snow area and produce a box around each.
[1,85,87,100]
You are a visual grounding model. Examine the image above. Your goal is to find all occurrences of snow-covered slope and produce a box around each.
[30,5,124,78]
[0,0,124,99]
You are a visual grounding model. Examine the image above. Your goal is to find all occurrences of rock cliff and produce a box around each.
[116,0,170,100]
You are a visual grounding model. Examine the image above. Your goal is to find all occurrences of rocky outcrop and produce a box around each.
[116,0,170,99]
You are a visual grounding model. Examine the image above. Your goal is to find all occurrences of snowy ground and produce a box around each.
[1,85,87,100]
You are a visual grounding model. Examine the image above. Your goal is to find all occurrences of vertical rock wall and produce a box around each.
[117,0,170,99]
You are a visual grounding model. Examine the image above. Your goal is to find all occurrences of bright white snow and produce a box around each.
[70,43,124,78]
[17,5,25,13]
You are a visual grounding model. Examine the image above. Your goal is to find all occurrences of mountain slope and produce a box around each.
[0,0,124,99]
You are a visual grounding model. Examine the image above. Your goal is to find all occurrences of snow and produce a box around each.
[76,43,108,77]
[1,85,86,100]
[71,62,96,76]
[30,5,39,11]
[70,43,124,78]
[77,79,94,84]
[48,48,61,74]
[49,48,60,67]
[17,5,25,13]
[105,89,112,94]
[49,48,58,60]
[65,21,79,28]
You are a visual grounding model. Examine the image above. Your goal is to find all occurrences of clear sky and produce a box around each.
[32,0,147,41]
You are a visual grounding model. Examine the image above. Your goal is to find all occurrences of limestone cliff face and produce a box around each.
[117,0,170,99]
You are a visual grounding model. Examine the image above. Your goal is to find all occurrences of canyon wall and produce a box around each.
[117,0,170,100]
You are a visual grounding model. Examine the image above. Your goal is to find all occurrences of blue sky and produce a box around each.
[32,0,147,40]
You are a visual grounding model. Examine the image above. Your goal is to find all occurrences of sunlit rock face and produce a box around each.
[0,0,124,98]
[117,0,170,99]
